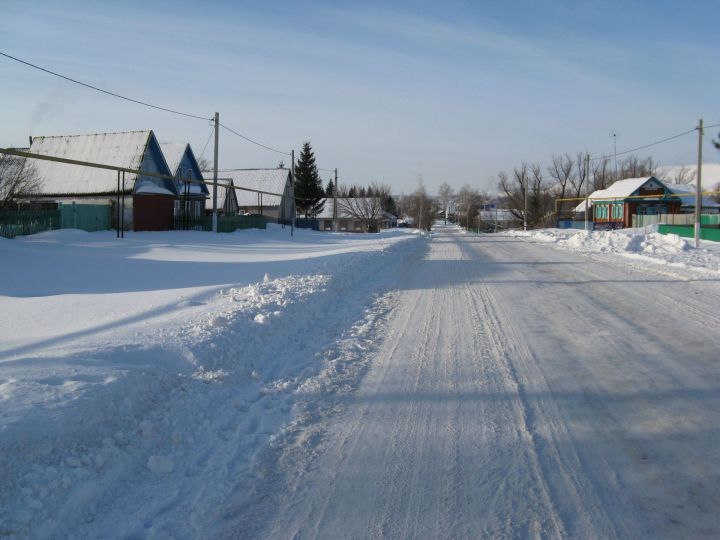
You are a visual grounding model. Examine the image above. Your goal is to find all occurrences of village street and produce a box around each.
[230,228,720,539]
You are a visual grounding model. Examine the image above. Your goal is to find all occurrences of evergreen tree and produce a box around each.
[325,179,335,197]
[347,186,357,197]
[383,194,398,216]
[294,142,325,217]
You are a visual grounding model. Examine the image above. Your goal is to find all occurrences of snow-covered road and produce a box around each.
[235,229,720,539]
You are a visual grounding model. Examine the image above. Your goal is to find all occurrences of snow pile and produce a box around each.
[508,227,720,276]
[0,225,423,537]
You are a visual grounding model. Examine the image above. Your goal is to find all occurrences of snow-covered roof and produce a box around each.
[205,169,290,207]
[160,142,207,196]
[134,183,175,196]
[573,177,671,212]
[205,178,237,211]
[27,131,168,195]
[159,143,187,175]
[666,183,720,208]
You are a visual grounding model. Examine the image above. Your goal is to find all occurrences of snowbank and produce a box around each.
[0,225,423,537]
[507,227,720,277]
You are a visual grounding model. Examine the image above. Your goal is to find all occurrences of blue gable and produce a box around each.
[137,132,177,195]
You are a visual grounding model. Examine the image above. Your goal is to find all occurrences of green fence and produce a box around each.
[173,214,267,232]
[658,224,720,242]
[60,203,111,232]
[218,214,267,232]
[0,209,61,238]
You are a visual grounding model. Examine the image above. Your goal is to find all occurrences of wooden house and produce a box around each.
[159,143,209,220]
[204,178,239,215]
[25,130,177,230]
[206,169,294,223]
[574,176,681,229]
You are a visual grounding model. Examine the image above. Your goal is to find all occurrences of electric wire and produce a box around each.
[198,126,215,161]
[591,128,697,161]
[218,123,290,156]
[0,50,212,121]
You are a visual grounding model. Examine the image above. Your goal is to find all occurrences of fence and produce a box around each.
[0,209,61,238]
[632,213,720,228]
[60,203,111,232]
[659,224,720,242]
[173,214,267,232]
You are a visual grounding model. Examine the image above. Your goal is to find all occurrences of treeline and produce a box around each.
[496,154,661,228]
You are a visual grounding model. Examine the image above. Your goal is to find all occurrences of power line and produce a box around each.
[198,126,215,160]
[0,50,211,121]
[218,122,290,156]
[591,128,696,162]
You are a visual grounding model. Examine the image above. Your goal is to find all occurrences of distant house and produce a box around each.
[25,130,177,230]
[204,178,239,215]
[315,198,397,232]
[159,143,209,219]
[574,176,680,229]
[204,169,294,223]
[665,183,720,213]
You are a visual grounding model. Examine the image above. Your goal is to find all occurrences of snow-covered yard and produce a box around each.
[0,225,422,537]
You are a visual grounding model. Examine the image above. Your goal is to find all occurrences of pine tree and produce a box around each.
[294,142,325,217]
[347,186,357,197]
[325,179,335,197]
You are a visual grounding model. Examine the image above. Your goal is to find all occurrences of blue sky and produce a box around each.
[1,0,718,193]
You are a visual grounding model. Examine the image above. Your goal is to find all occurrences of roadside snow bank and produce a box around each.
[508,228,720,276]
[0,225,423,537]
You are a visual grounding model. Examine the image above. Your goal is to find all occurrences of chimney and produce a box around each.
[29,135,33,147]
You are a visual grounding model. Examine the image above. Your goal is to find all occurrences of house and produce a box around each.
[25,130,177,230]
[315,198,397,232]
[159,143,209,220]
[204,169,294,223]
[204,178,239,215]
[573,176,680,229]
[665,183,720,213]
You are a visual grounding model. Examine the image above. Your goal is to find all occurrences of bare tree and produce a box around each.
[407,180,434,231]
[197,157,212,173]
[619,155,657,178]
[437,182,453,225]
[497,163,551,229]
[497,165,527,223]
[547,154,573,203]
[337,182,391,232]
[591,158,612,191]
[569,152,589,199]
[455,184,484,230]
[0,154,42,204]
[667,165,696,185]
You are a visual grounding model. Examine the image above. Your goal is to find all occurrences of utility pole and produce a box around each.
[523,180,528,231]
[584,153,590,232]
[333,168,338,232]
[613,132,618,182]
[212,112,219,233]
[695,119,703,248]
[290,149,295,237]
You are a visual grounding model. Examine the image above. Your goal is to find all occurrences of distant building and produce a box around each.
[25,130,177,230]
[665,183,720,213]
[160,143,209,220]
[204,178,239,216]
[204,169,294,223]
[315,198,397,232]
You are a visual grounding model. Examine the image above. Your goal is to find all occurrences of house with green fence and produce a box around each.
[22,130,177,231]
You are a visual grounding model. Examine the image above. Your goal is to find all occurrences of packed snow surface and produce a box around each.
[2,224,720,538]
